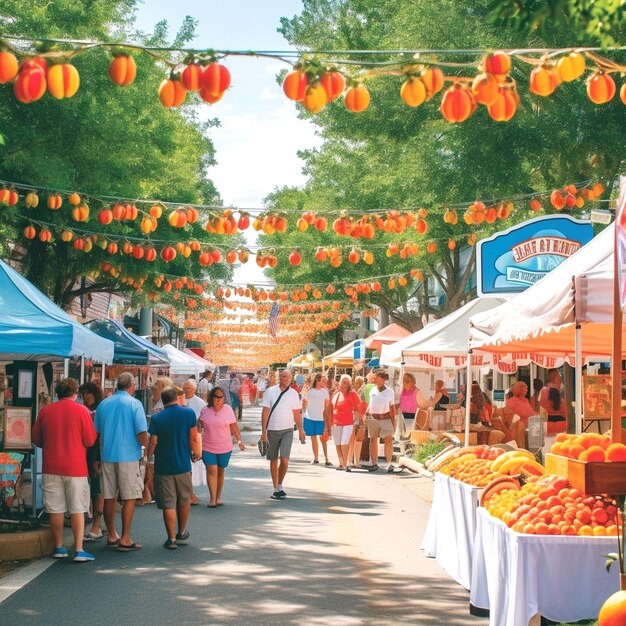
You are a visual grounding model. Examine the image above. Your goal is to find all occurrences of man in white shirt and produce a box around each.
[197,371,213,402]
[366,369,397,473]
[260,370,305,500]
[255,372,268,406]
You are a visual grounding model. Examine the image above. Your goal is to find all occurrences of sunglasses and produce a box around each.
[214,394,225,399]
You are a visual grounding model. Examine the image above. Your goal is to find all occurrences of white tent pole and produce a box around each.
[575,324,583,434]
[80,356,85,385]
[464,351,473,448]
[101,362,106,389]
[63,358,69,378]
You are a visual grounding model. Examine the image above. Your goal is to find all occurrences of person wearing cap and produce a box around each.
[366,369,397,472]
[95,372,148,552]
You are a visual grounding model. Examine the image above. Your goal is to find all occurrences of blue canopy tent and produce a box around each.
[0,260,114,362]
[84,319,169,366]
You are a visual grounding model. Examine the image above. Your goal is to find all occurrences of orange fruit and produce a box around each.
[581,433,602,449]
[585,445,607,462]
[598,589,626,625]
[599,435,611,450]
[593,526,607,536]
[578,525,594,536]
[568,444,585,459]
[606,443,626,462]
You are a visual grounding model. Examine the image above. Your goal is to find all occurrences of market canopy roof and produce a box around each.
[0,260,114,363]
[182,348,214,369]
[161,344,205,376]
[323,339,357,368]
[380,298,506,370]
[84,319,169,366]
[363,323,412,351]
[469,224,626,359]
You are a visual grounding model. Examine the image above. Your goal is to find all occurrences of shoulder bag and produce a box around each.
[258,387,290,457]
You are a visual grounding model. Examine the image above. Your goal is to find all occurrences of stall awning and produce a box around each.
[0,260,114,362]
[84,319,169,366]
[323,340,357,368]
[469,225,626,358]
[161,344,204,376]
[183,348,214,369]
[363,323,412,352]
[380,298,505,370]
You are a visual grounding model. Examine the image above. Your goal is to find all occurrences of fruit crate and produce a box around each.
[545,453,626,494]
[411,430,477,446]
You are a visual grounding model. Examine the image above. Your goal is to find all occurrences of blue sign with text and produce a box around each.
[353,339,365,361]
[477,215,594,297]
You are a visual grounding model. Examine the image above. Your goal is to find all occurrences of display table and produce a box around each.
[470,507,619,626]
[421,472,479,589]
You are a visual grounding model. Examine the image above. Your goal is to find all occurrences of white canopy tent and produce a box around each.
[469,223,625,431]
[380,298,506,370]
[161,344,205,377]
[323,339,357,368]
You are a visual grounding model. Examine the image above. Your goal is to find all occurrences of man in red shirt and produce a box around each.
[32,378,97,562]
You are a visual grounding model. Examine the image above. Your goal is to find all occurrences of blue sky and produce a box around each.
[133,1,322,285]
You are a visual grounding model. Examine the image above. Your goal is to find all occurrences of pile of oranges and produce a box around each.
[439,454,502,487]
[485,475,620,536]
[550,433,626,462]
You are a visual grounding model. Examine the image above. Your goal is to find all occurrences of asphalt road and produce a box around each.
[0,406,483,625]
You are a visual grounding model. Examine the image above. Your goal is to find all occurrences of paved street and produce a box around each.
[0,406,481,625]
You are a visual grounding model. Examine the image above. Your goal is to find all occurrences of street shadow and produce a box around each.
[2,453,483,626]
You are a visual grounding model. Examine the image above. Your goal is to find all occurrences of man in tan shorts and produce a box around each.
[95,372,148,551]
[32,378,97,562]
[366,370,397,472]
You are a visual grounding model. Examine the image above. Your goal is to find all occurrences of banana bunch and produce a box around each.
[491,449,545,476]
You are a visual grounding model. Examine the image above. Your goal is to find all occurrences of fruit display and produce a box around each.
[483,474,619,536]
[490,449,545,477]
[550,433,626,462]
[439,454,501,487]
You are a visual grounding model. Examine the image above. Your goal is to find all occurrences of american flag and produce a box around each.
[268,302,280,337]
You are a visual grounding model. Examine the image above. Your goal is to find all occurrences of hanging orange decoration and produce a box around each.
[158,77,187,108]
[344,83,370,112]
[529,64,560,97]
[487,86,517,122]
[24,191,39,208]
[283,69,308,101]
[302,82,328,113]
[320,69,345,101]
[181,61,203,91]
[440,83,475,123]
[38,228,52,242]
[168,209,187,228]
[530,198,542,211]
[202,62,231,97]
[14,59,47,103]
[47,194,60,210]
[98,209,113,225]
[47,63,80,99]
[621,84,626,106]
[471,72,499,106]
[420,67,444,100]
[587,72,616,104]
[199,88,224,104]
[400,77,427,107]
[108,54,136,86]
[72,203,89,222]
[0,188,18,206]
[484,51,511,78]
[0,51,18,84]
[23,225,36,239]
[160,246,177,262]
[557,52,585,82]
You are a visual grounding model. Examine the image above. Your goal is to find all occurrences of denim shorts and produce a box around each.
[303,417,325,436]
[202,450,232,469]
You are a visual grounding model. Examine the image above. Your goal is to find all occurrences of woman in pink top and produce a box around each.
[399,373,443,431]
[325,375,364,471]
[198,387,245,507]
[505,381,537,426]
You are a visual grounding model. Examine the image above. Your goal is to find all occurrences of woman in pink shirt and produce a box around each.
[505,381,537,426]
[399,373,443,431]
[198,387,245,507]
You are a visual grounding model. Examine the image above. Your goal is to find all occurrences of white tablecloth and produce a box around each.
[470,507,619,626]
[421,472,479,589]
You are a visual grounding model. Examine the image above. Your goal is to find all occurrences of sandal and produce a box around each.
[84,531,103,542]
[116,542,142,552]
[106,538,120,548]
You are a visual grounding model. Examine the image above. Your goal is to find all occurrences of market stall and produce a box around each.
[470,507,619,625]
[161,343,205,381]
[183,348,215,370]
[363,322,412,352]
[322,339,358,369]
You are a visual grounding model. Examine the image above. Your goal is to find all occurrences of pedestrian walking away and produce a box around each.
[260,369,305,500]
[148,386,201,550]
[32,377,97,562]
[302,372,331,466]
[198,386,245,507]
[94,372,148,552]
[182,379,207,504]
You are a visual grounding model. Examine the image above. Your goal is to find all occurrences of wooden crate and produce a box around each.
[411,430,477,446]
[545,453,626,494]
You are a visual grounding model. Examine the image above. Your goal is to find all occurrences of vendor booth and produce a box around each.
[183,348,215,370]
[161,343,205,381]
[363,322,411,352]
[0,260,114,516]
[323,339,358,369]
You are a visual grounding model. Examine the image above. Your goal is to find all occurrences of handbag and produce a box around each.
[258,387,290,457]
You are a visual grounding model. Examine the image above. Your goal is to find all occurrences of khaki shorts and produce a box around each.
[267,428,294,461]
[366,417,394,439]
[101,461,144,501]
[154,472,192,510]
[42,474,90,514]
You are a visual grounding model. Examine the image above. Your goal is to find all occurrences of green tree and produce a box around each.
[0,1,234,309]
[263,0,625,328]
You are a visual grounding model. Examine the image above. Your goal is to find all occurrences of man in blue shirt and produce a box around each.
[95,372,147,552]
[147,386,199,550]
